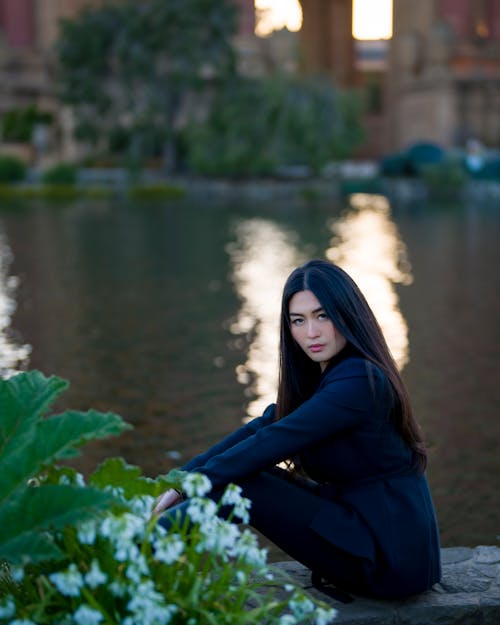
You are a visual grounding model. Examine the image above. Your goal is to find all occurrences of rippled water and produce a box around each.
[1,192,499,548]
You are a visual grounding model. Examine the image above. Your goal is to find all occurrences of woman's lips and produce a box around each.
[309,344,324,353]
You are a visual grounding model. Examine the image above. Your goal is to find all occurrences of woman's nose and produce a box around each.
[306,320,320,338]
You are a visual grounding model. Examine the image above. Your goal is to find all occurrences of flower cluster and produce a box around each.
[1,473,337,625]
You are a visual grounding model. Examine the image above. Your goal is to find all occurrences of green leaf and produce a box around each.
[0,410,131,506]
[0,485,116,565]
[0,371,68,449]
[90,457,172,499]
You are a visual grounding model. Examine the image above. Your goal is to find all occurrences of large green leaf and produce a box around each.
[0,410,131,506]
[0,370,133,567]
[0,371,67,448]
[0,485,116,564]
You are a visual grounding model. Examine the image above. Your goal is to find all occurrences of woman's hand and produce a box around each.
[152,488,183,516]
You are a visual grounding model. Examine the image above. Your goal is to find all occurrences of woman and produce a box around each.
[154,259,441,599]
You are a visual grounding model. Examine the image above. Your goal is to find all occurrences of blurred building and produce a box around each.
[386,0,500,150]
[298,0,500,154]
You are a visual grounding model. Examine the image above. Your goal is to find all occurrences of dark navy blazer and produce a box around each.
[183,347,441,597]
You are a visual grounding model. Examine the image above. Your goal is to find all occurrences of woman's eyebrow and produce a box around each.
[289,307,324,316]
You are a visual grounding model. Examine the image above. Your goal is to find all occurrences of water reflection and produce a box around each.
[0,226,31,376]
[226,218,303,418]
[326,193,412,369]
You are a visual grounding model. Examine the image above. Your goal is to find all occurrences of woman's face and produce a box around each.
[288,290,346,371]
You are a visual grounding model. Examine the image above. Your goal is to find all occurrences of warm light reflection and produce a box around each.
[0,228,31,377]
[255,0,302,37]
[352,0,393,40]
[226,218,303,418]
[326,194,412,370]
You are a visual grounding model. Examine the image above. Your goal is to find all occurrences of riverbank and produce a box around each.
[1,167,500,204]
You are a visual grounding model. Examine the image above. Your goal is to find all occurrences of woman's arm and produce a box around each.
[182,403,276,471]
[191,364,389,490]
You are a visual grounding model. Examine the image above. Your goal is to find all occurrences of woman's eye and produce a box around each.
[291,318,304,326]
[318,313,328,320]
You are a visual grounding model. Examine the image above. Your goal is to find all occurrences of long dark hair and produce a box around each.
[275,259,427,472]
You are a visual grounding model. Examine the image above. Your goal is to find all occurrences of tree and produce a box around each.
[185,75,366,176]
[56,0,238,171]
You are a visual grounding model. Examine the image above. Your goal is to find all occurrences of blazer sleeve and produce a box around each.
[191,365,381,490]
[182,403,276,472]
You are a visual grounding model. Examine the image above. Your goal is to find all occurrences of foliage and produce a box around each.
[0,465,336,625]
[1,106,53,143]
[0,373,336,623]
[184,75,365,176]
[42,163,78,185]
[0,371,130,565]
[420,160,468,192]
[0,155,26,183]
[0,185,113,201]
[55,0,238,171]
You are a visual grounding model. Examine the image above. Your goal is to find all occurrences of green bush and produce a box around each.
[420,160,468,192]
[2,106,53,142]
[184,75,365,177]
[0,155,27,183]
[42,163,78,185]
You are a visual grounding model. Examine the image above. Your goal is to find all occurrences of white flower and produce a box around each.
[289,593,316,618]
[230,528,268,569]
[278,616,297,625]
[9,565,24,582]
[153,533,185,564]
[197,517,240,555]
[73,604,103,625]
[49,563,84,597]
[0,596,15,619]
[236,570,247,584]
[130,495,156,520]
[99,513,143,543]
[77,519,97,545]
[182,473,212,498]
[109,579,128,598]
[125,554,149,584]
[115,540,140,563]
[314,606,338,625]
[124,580,178,625]
[221,483,243,506]
[284,584,294,592]
[221,484,252,522]
[186,497,217,524]
[84,559,108,588]
[233,498,251,523]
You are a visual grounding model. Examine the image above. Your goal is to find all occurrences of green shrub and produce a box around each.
[42,163,78,185]
[185,75,365,177]
[420,160,468,192]
[1,106,53,143]
[0,155,26,183]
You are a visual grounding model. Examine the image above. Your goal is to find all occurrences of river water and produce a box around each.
[1,191,498,549]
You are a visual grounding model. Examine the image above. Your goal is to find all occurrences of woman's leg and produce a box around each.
[159,469,371,595]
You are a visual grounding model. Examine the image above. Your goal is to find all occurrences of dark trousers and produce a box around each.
[159,467,372,596]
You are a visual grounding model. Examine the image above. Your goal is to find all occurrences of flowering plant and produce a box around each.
[1,463,336,625]
[0,371,336,624]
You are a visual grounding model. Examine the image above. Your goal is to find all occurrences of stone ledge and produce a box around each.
[272,546,500,625]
